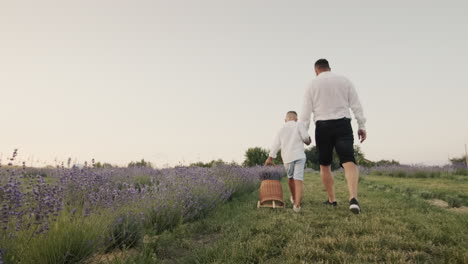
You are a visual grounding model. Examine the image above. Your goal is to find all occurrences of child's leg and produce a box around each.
[288,178,296,201]
[293,158,306,207]
[294,180,303,207]
[284,162,296,201]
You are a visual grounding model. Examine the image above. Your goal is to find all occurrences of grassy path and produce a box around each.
[123,173,468,264]
[362,174,468,207]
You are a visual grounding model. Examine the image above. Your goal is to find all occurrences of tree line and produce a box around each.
[242,146,400,169]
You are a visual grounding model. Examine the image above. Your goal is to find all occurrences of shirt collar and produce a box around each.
[317,71,332,77]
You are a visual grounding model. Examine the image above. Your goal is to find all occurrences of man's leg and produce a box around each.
[334,119,361,213]
[342,162,359,200]
[320,165,335,202]
[315,121,334,203]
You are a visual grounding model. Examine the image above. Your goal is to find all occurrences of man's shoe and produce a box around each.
[323,200,338,206]
[349,198,361,214]
[293,205,301,213]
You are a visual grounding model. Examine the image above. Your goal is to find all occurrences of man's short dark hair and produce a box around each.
[315,59,330,69]
[287,111,297,116]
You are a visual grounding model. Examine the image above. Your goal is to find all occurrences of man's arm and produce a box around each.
[299,86,313,130]
[265,133,281,166]
[348,80,367,142]
[298,122,312,145]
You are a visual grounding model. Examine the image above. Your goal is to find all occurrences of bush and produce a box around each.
[19,215,108,264]
[454,168,468,176]
[144,205,183,235]
[0,165,277,263]
[397,171,408,178]
[243,147,269,167]
[446,195,463,208]
[106,213,143,251]
[128,159,153,168]
[134,175,153,190]
[420,191,435,199]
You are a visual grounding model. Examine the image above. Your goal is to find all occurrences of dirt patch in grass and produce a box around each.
[429,199,468,213]
[429,199,449,208]
[448,206,468,213]
[194,232,221,245]
[88,249,138,264]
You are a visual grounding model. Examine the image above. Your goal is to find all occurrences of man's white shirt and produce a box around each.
[269,121,310,164]
[300,71,366,130]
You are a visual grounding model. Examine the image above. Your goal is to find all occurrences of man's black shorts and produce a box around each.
[315,118,355,166]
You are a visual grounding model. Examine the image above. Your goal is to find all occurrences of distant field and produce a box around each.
[119,172,468,264]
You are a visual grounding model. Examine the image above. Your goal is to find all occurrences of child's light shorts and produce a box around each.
[284,158,306,181]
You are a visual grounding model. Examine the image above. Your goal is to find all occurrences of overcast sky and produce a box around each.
[1,0,467,167]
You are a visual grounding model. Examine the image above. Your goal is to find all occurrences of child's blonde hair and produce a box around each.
[285,111,298,121]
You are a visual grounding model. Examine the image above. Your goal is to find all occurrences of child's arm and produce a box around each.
[265,133,281,166]
[298,122,312,146]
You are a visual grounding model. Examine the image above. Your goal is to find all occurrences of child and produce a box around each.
[265,111,311,212]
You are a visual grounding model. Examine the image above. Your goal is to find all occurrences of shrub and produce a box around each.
[243,147,269,167]
[106,213,143,251]
[19,215,109,264]
[144,205,183,235]
[413,171,428,178]
[134,175,153,191]
[446,195,463,208]
[0,165,278,262]
[454,168,468,176]
[420,191,435,199]
[404,187,415,196]
[396,171,407,178]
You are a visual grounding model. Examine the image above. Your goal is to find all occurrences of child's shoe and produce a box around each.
[293,205,301,213]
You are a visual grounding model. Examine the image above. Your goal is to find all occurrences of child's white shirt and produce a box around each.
[269,121,310,164]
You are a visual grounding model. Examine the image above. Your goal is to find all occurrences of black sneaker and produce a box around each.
[323,200,337,206]
[349,198,361,214]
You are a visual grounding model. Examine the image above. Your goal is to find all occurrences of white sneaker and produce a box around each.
[293,205,301,213]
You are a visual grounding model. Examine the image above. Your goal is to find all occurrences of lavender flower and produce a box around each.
[0,159,281,258]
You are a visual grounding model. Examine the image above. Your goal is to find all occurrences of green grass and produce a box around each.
[114,172,468,264]
[362,174,468,207]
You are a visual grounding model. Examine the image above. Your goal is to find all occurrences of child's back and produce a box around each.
[271,121,310,164]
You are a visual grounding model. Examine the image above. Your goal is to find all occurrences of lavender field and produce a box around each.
[0,163,282,263]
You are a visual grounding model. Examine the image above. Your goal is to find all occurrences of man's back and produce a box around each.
[301,71,366,131]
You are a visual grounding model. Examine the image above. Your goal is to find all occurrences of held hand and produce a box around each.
[358,129,367,143]
[264,157,273,166]
[304,137,312,146]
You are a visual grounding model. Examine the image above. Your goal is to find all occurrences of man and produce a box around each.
[264,111,311,213]
[300,59,366,214]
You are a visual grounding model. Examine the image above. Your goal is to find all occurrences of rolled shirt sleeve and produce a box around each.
[300,86,313,130]
[269,132,281,158]
[348,80,366,130]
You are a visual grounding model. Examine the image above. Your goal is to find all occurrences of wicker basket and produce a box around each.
[257,179,284,208]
